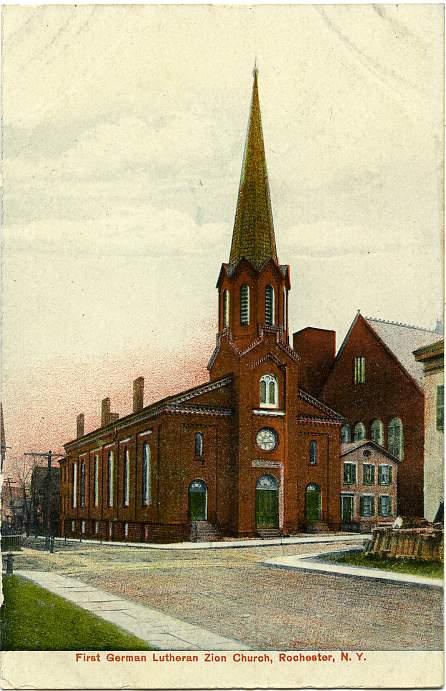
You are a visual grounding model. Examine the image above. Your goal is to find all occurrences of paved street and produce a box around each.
[12,541,443,650]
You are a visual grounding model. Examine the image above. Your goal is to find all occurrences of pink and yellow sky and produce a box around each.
[2,5,443,477]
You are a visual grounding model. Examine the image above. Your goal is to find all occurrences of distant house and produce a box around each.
[297,312,442,517]
[340,440,399,531]
[414,339,444,523]
[31,466,60,537]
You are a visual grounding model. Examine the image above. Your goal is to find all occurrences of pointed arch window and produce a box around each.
[388,418,404,460]
[240,285,250,325]
[370,419,384,446]
[142,443,151,506]
[341,424,351,443]
[353,422,366,441]
[223,290,230,328]
[260,374,278,408]
[123,448,130,507]
[265,285,275,325]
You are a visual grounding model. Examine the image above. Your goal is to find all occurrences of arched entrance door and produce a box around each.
[305,483,321,522]
[189,480,207,521]
[256,475,279,529]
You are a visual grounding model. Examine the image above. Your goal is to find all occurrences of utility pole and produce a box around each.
[24,451,64,550]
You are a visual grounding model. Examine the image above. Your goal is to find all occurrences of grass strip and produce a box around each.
[1,575,151,650]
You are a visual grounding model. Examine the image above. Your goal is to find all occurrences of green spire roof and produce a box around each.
[229,68,278,269]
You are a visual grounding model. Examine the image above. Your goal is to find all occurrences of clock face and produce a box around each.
[256,428,278,451]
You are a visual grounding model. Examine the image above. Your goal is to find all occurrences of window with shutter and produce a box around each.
[240,285,250,325]
[343,463,356,485]
[363,464,375,485]
[265,285,275,325]
[388,418,403,459]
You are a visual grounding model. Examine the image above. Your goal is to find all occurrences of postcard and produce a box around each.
[0,4,444,690]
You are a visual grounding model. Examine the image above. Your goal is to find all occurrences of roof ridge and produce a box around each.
[365,315,437,334]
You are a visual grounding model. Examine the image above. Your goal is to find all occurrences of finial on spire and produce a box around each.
[253,57,258,77]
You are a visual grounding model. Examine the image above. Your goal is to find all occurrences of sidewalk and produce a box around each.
[32,533,369,550]
[264,549,444,589]
[16,571,250,651]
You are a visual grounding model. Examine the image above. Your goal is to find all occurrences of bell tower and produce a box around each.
[214,67,291,355]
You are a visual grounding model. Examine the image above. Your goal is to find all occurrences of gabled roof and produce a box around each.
[341,439,400,463]
[65,376,232,450]
[328,312,441,391]
[229,69,278,270]
[298,388,344,421]
[365,317,441,386]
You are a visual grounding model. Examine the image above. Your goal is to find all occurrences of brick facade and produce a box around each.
[59,71,343,542]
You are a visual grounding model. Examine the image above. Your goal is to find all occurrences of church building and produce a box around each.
[59,70,344,542]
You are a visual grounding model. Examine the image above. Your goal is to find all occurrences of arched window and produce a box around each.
[341,424,351,443]
[223,290,230,328]
[353,422,366,441]
[142,443,151,506]
[123,448,130,507]
[107,451,114,507]
[259,374,278,408]
[265,285,275,325]
[240,285,250,325]
[388,418,404,460]
[194,432,204,458]
[371,419,384,446]
[309,440,318,465]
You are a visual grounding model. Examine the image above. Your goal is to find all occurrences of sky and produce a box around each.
[1,4,444,475]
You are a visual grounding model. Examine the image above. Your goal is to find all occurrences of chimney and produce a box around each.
[133,377,144,413]
[101,398,111,427]
[76,413,85,439]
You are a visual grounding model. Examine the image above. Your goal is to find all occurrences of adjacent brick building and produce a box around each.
[296,312,441,517]
[340,440,399,532]
[59,70,344,542]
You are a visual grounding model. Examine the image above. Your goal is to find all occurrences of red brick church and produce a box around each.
[59,70,344,542]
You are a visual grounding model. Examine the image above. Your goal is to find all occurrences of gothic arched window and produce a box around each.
[371,419,384,446]
[341,424,351,443]
[260,374,278,408]
[388,418,404,460]
[240,285,250,326]
[265,285,275,325]
[353,422,366,441]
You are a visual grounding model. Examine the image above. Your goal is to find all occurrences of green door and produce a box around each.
[256,475,279,529]
[341,495,354,523]
[305,484,321,522]
[189,480,207,520]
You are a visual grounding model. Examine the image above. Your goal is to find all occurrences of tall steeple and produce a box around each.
[229,66,278,269]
